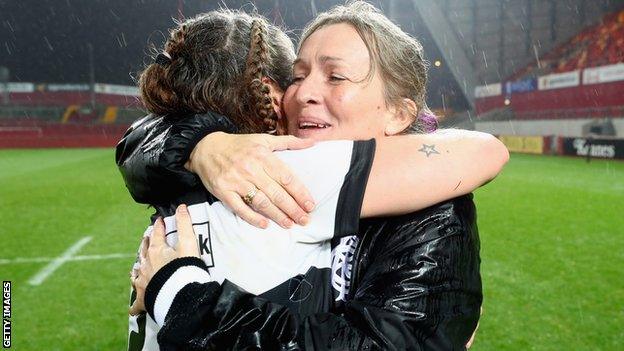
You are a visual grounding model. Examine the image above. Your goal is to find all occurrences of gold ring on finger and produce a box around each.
[242,186,258,206]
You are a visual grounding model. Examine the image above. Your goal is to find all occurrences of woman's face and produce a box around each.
[283,23,396,141]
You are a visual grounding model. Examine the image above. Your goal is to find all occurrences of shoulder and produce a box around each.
[124,111,237,138]
[116,111,238,165]
[166,111,238,135]
[115,113,160,165]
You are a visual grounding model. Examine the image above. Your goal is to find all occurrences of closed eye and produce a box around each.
[329,75,346,82]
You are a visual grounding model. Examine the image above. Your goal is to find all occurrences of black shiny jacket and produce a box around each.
[116,112,482,350]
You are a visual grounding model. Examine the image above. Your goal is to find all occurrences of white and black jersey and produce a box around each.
[128,139,375,351]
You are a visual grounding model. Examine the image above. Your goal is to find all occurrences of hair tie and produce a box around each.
[155,52,172,66]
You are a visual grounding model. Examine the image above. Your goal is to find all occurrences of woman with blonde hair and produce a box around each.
[119,2,505,349]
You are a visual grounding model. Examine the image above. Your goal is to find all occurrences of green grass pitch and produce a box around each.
[1,149,622,350]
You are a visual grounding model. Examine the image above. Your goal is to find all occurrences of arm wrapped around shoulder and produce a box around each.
[115,112,237,205]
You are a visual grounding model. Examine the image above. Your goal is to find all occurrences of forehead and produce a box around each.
[297,23,370,68]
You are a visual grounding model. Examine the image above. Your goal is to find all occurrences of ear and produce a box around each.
[262,77,284,119]
[385,98,417,136]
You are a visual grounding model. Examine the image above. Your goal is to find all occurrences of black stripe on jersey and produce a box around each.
[334,139,376,238]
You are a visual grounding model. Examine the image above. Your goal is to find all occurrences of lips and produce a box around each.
[297,117,332,130]
[290,115,333,139]
[299,122,330,129]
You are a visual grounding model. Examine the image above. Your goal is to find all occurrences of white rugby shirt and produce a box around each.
[128,139,375,351]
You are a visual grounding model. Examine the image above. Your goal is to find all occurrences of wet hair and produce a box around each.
[138,10,295,133]
[299,0,437,133]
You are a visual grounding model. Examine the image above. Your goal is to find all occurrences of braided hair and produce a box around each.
[244,20,279,133]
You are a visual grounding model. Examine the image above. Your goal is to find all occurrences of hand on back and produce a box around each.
[187,132,316,229]
[129,204,200,316]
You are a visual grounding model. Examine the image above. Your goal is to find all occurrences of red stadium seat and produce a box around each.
[509,9,624,79]
[477,8,624,119]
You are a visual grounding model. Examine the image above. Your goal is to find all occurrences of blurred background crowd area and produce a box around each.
[0,0,623,158]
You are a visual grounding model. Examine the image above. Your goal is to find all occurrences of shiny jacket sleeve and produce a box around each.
[115,112,237,205]
[145,195,481,351]
[143,257,300,351]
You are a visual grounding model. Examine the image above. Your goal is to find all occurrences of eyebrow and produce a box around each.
[292,55,344,68]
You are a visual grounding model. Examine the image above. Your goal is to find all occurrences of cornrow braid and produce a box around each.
[245,19,278,133]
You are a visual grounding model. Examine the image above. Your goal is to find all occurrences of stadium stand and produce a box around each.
[471,7,624,158]
[509,9,624,81]
[0,83,143,148]
[474,8,624,124]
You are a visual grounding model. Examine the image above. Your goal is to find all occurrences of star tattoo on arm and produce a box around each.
[418,144,440,157]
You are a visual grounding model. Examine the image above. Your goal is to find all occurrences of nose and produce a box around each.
[294,75,321,106]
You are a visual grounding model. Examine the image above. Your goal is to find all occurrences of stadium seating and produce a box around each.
[0,85,144,148]
[476,8,624,122]
[510,9,624,80]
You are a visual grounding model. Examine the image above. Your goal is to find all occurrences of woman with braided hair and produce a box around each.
[118,4,506,350]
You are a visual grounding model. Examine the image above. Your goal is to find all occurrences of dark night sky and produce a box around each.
[0,0,467,110]
[1,0,211,84]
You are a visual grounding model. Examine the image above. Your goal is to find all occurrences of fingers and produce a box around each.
[222,192,269,229]
[266,135,315,151]
[248,188,293,229]
[129,219,171,317]
[139,236,149,265]
[128,286,145,316]
[189,133,315,228]
[175,205,193,240]
[174,204,200,258]
[129,274,145,316]
[150,217,166,249]
[466,333,476,349]
[261,154,315,218]
[236,154,311,227]
[466,320,479,348]
[243,163,304,225]
[236,153,312,226]
[466,307,483,348]
[128,300,143,316]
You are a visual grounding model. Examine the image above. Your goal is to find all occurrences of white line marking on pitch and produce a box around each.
[27,236,93,286]
[0,253,136,265]
[71,253,136,261]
